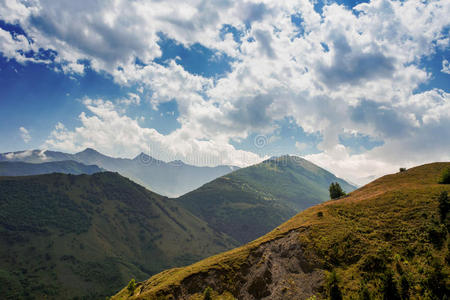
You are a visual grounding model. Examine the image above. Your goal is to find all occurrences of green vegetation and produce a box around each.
[381,270,400,300]
[399,274,410,300]
[0,172,237,299]
[329,182,346,199]
[439,167,450,184]
[327,270,343,300]
[358,280,371,300]
[127,279,136,293]
[203,287,213,300]
[438,191,449,222]
[178,155,355,243]
[0,179,91,233]
[399,167,407,172]
[112,162,450,300]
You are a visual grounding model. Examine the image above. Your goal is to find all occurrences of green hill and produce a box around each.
[0,172,237,299]
[177,155,356,243]
[112,162,450,300]
[0,160,103,176]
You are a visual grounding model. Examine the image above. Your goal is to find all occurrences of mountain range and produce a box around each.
[0,149,238,197]
[112,162,450,300]
[0,149,358,299]
[0,160,103,176]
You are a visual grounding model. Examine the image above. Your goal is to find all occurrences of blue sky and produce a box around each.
[0,0,449,184]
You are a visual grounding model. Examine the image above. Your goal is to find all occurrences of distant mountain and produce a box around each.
[113,162,450,300]
[0,149,238,197]
[0,160,102,176]
[0,172,237,299]
[177,155,356,243]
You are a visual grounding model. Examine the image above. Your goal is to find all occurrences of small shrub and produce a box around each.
[327,270,343,300]
[427,224,447,249]
[127,278,136,293]
[329,182,346,200]
[438,191,449,222]
[203,286,213,300]
[424,260,449,298]
[381,270,400,300]
[399,168,406,172]
[438,167,450,184]
[358,280,371,300]
[399,274,410,300]
[360,253,386,273]
[317,211,323,218]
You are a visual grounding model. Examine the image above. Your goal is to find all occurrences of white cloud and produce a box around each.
[442,59,450,74]
[117,93,140,106]
[295,141,307,152]
[44,99,265,167]
[1,0,449,179]
[19,126,31,143]
[4,149,32,160]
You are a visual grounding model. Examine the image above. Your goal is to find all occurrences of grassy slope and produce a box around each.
[113,162,450,299]
[178,156,355,243]
[0,172,238,299]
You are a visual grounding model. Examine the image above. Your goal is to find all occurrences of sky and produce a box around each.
[0,0,449,185]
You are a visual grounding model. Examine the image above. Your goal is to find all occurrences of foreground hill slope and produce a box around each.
[0,172,237,299]
[178,156,355,243]
[0,149,237,197]
[113,162,450,300]
[0,160,103,176]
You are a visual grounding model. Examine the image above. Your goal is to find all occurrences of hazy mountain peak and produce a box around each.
[77,147,101,155]
[0,160,102,176]
[169,159,185,166]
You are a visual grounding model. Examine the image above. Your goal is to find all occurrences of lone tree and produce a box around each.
[329,182,346,199]
[438,167,450,184]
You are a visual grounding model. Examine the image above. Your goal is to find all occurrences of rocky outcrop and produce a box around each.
[134,229,325,300]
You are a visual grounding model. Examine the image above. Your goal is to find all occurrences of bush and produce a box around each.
[358,280,371,300]
[360,253,386,273]
[399,168,406,172]
[329,182,346,200]
[203,287,213,300]
[317,211,323,218]
[381,270,400,300]
[427,224,447,249]
[327,270,343,300]
[438,168,450,184]
[127,278,136,293]
[438,191,449,223]
[424,260,449,298]
[399,274,410,300]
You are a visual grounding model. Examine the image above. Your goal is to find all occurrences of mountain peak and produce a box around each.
[264,154,306,164]
[169,159,185,166]
[134,152,153,160]
[79,147,100,154]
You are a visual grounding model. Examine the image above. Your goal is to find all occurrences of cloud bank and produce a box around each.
[1,0,449,183]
